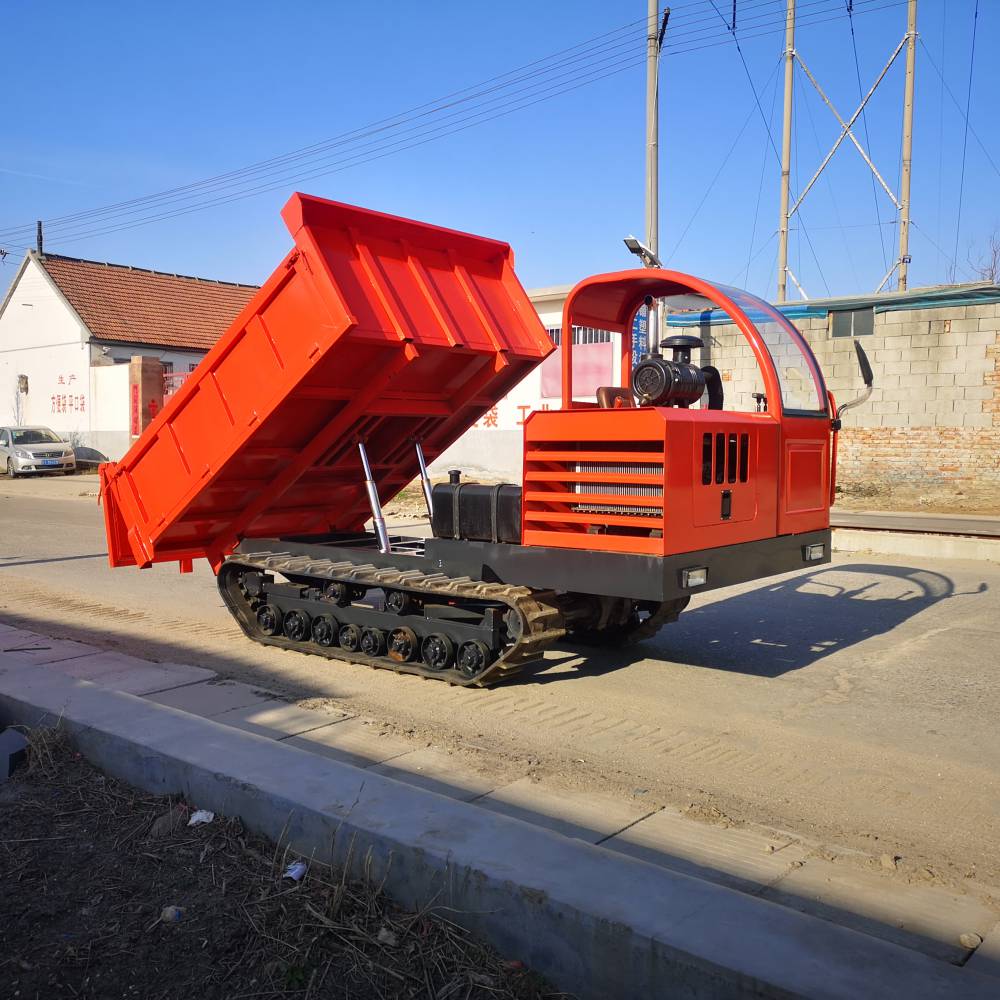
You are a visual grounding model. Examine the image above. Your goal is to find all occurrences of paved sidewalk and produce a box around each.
[831,509,1000,537]
[1,619,998,985]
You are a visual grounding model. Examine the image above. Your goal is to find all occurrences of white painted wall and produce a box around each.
[0,256,210,460]
[0,257,90,437]
[89,364,131,460]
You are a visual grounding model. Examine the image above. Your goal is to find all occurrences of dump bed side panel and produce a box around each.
[102,194,552,569]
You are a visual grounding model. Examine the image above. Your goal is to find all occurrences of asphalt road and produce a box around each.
[2,477,998,884]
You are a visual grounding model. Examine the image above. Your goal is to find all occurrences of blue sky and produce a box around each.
[1,1,996,301]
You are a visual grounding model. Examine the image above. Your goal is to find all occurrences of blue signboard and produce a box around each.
[631,308,649,369]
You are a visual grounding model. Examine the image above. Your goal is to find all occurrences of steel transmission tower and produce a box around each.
[776,0,918,300]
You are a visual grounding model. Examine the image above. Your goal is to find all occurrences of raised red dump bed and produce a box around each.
[101,194,553,570]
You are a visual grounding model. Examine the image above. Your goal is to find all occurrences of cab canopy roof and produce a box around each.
[101,193,553,569]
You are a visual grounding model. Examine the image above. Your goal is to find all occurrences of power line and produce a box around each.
[666,56,783,260]
[708,0,835,295]
[745,39,786,285]
[0,0,908,251]
[951,0,980,274]
[919,38,1000,184]
[2,0,831,239]
[5,1,905,247]
[847,1,888,273]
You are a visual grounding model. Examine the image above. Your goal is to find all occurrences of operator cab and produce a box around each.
[576,276,830,420]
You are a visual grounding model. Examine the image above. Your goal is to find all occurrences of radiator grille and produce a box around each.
[522,440,666,536]
[573,461,664,516]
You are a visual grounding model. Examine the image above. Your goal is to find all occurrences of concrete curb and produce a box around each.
[832,527,1000,562]
[1,663,996,1000]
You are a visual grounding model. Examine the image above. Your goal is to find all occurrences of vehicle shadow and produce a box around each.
[528,563,988,682]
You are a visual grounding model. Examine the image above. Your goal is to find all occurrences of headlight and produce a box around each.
[15,449,30,459]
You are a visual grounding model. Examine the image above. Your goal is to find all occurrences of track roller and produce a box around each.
[339,623,362,651]
[421,633,454,670]
[360,627,387,656]
[257,603,283,636]
[283,609,311,641]
[457,640,491,678]
[388,627,418,662]
[311,613,339,647]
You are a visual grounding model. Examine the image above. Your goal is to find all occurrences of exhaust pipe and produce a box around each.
[414,441,434,519]
[358,442,390,554]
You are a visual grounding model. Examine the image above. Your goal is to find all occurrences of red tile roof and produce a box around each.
[38,253,259,352]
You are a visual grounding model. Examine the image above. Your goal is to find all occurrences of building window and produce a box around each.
[161,361,174,374]
[830,308,874,337]
[546,325,615,346]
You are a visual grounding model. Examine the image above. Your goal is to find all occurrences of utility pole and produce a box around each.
[36,220,44,256]
[777,0,796,302]
[645,2,668,346]
[897,0,917,291]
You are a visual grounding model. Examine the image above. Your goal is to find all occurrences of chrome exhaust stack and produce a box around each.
[358,442,390,554]
[414,441,434,520]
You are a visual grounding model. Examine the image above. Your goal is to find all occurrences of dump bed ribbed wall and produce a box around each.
[101,194,553,569]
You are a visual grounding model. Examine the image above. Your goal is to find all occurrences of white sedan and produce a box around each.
[0,426,76,477]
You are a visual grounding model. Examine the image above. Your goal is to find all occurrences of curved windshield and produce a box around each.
[719,285,828,415]
[12,427,63,445]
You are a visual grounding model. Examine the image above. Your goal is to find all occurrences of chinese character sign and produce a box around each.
[631,309,649,370]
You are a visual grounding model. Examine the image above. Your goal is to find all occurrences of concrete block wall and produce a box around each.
[694,301,1000,496]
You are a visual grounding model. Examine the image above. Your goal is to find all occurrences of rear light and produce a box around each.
[803,543,825,561]
[681,566,708,589]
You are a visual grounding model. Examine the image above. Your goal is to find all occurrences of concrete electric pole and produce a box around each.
[897,0,918,291]
[644,2,669,345]
[777,0,795,303]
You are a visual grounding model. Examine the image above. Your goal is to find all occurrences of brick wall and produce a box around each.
[690,301,1000,499]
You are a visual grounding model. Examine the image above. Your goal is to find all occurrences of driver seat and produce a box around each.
[596,386,635,409]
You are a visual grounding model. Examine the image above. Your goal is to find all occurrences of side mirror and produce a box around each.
[836,340,875,422]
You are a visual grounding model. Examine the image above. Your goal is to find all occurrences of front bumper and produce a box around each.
[11,455,76,473]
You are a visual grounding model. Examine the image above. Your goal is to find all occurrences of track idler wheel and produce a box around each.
[338,623,362,651]
[360,627,387,657]
[456,640,491,679]
[311,613,339,647]
[256,603,283,636]
[283,609,311,642]
[387,627,418,662]
[421,633,454,671]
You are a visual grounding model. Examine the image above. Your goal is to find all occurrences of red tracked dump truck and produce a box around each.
[100,193,872,686]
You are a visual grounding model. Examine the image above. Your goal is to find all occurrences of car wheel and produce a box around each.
[6,458,17,479]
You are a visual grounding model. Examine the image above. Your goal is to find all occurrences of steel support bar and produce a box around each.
[875,258,901,293]
[791,40,906,218]
[785,266,809,300]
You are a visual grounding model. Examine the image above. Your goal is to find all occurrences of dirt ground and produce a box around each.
[833,482,1000,516]
[0,730,567,1000]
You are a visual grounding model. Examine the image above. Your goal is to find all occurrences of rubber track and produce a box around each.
[219,552,565,687]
